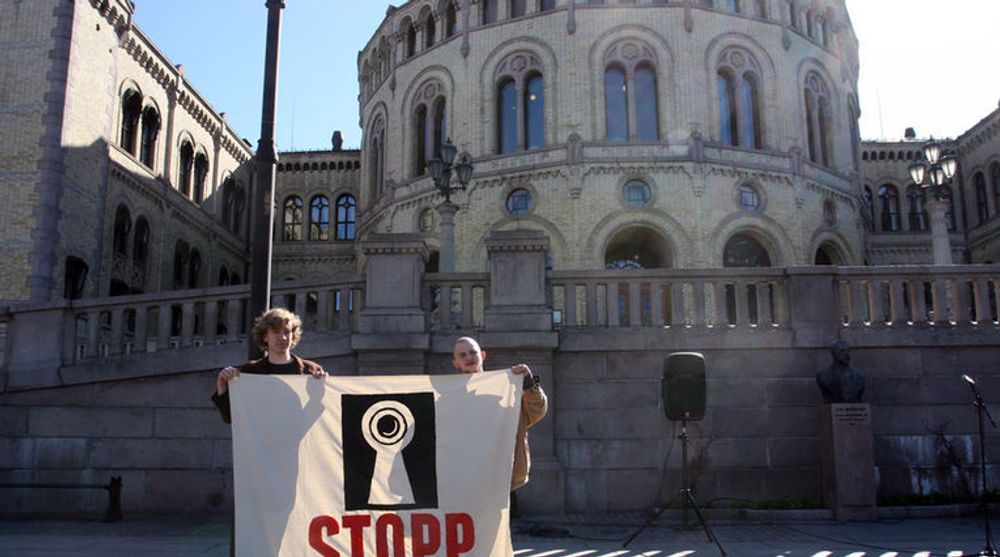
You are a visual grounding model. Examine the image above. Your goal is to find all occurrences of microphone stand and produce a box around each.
[964,374,998,557]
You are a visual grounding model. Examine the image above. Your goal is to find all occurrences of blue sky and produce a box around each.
[133,1,1000,151]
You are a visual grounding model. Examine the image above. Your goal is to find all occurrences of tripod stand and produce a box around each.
[962,374,998,557]
[623,420,726,556]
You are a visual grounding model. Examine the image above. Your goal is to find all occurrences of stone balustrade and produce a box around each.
[421,272,489,331]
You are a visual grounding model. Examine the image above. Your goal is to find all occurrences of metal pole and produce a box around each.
[248,0,285,359]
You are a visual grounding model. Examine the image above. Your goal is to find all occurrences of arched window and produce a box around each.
[193,153,208,204]
[444,2,458,38]
[482,0,497,24]
[403,19,416,58]
[541,0,556,11]
[139,106,160,168]
[64,256,88,300]
[495,52,545,153]
[510,0,526,18]
[717,71,737,146]
[878,184,900,232]
[975,172,989,225]
[848,96,861,171]
[283,196,303,241]
[310,195,330,241]
[132,216,150,293]
[415,104,428,175]
[525,73,544,149]
[906,185,928,232]
[188,248,201,289]
[222,178,234,228]
[424,11,436,48]
[178,141,194,197]
[993,162,1000,215]
[231,184,246,235]
[120,90,142,155]
[368,117,386,201]
[717,48,764,149]
[218,267,230,286]
[755,0,767,18]
[434,97,447,159]
[804,72,832,166]
[506,188,532,216]
[336,194,357,240]
[604,41,659,142]
[412,81,446,175]
[173,239,190,289]
[740,74,761,149]
[788,0,799,30]
[112,204,131,257]
[863,185,875,229]
[723,233,772,267]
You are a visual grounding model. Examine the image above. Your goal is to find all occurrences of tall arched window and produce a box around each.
[218,267,230,286]
[434,97,447,159]
[423,10,436,48]
[788,0,799,30]
[310,195,330,241]
[510,0,526,18]
[444,1,458,38]
[120,90,142,155]
[878,184,900,232]
[188,248,201,289]
[863,185,875,228]
[604,40,659,142]
[482,0,497,24]
[367,117,386,201]
[411,81,446,175]
[173,239,190,289]
[906,185,927,232]
[132,216,150,293]
[415,104,428,174]
[178,141,194,197]
[976,172,989,226]
[231,184,246,235]
[525,73,545,149]
[804,72,833,166]
[992,162,1000,215]
[283,196,303,241]
[754,0,767,18]
[193,153,208,204]
[336,194,357,240]
[495,52,545,153]
[139,107,160,168]
[848,96,861,171]
[403,18,416,58]
[717,48,763,149]
[112,204,131,258]
[64,256,88,300]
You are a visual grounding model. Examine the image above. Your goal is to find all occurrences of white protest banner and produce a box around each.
[230,370,521,557]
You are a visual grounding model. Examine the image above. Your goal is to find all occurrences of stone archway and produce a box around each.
[813,242,842,266]
[722,233,773,325]
[603,226,673,269]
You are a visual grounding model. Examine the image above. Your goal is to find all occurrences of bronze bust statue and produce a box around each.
[816,340,865,404]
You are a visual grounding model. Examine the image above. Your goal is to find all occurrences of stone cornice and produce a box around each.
[485,230,550,253]
[361,233,429,258]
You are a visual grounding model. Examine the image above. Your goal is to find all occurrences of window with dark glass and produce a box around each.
[635,65,658,141]
[525,74,544,149]
[434,97,446,160]
[721,0,738,12]
[723,233,771,267]
[405,21,416,58]
[482,0,497,24]
[976,172,989,225]
[232,186,246,234]
[336,194,357,240]
[992,163,1000,214]
[139,107,159,167]
[219,267,230,286]
[445,2,458,37]
[120,90,142,155]
[624,180,651,207]
[415,105,428,174]
[173,240,190,289]
[112,204,131,257]
[193,153,208,204]
[755,0,767,17]
[804,89,816,162]
[740,74,761,149]
[498,79,518,153]
[132,216,150,293]
[878,184,900,232]
[907,186,927,231]
[64,256,88,300]
[605,66,628,142]
[283,196,303,240]
[424,13,436,48]
[541,0,556,11]
[718,71,737,146]
[310,195,330,241]
[178,142,194,197]
[817,97,831,166]
[506,188,532,216]
[188,248,201,289]
[510,0,526,18]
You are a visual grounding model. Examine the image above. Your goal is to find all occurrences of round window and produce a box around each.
[506,188,532,216]
[418,208,435,232]
[623,180,651,207]
[738,184,760,212]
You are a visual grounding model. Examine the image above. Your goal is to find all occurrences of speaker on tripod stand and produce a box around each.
[624,352,726,556]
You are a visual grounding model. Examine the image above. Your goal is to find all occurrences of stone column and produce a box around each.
[927,199,953,265]
[354,234,430,374]
[436,201,459,273]
[481,230,564,514]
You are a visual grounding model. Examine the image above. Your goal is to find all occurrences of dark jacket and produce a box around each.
[211,354,324,424]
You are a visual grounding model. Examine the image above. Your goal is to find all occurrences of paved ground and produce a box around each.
[0,512,996,556]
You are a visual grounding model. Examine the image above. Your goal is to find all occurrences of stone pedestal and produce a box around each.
[6,305,75,390]
[927,199,953,265]
[484,230,552,331]
[821,403,877,520]
[436,201,459,273]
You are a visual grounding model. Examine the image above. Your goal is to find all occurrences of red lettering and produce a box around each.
[375,514,406,557]
[410,513,441,557]
[309,515,340,557]
[342,515,370,557]
[445,513,475,556]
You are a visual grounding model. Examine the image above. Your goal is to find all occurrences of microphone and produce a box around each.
[963,374,976,386]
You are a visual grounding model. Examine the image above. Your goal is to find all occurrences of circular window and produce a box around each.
[506,188,532,216]
[418,208,434,232]
[822,200,837,226]
[738,184,760,212]
[623,180,652,207]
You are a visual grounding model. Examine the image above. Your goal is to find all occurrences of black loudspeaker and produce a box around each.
[662,352,707,421]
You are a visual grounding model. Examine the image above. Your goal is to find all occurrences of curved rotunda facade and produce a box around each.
[357,0,862,272]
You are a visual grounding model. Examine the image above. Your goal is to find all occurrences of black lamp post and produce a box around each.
[428,138,473,273]
[907,140,958,265]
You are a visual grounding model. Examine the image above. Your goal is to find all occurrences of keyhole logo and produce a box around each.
[342,393,437,511]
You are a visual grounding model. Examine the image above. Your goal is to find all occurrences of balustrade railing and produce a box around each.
[422,273,489,331]
[549,268,789,329]
[836,266,999,327]
[67,277,364,363]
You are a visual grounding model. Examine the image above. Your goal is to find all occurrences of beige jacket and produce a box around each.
[511,383,548,491]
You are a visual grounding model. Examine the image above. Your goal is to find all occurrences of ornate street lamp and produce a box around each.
[907,139,958,265]
[428,138,474,272]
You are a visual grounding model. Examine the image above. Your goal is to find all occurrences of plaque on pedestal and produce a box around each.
[821,403,877,521]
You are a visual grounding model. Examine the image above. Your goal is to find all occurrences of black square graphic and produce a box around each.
[342,393,438,511]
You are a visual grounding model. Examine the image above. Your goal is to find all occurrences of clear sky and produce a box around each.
[132,0,1000,151]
